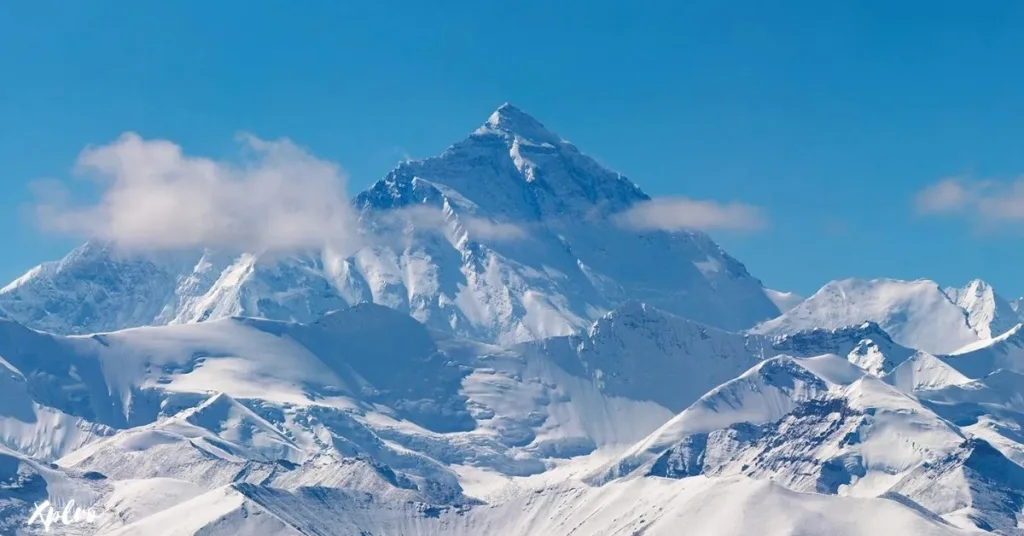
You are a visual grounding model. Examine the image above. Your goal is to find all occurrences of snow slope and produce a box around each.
[97,476,972,536]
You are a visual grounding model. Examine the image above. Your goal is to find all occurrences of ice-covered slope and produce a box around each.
[753,278,982,354]
[0,104,779,343]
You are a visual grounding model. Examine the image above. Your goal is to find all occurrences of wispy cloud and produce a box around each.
[463,218,528,241]
[612,197,767,232]
[914,176,1024,223]
[34,132,361,254]
[372,204,528,243]
[914,178,975,215]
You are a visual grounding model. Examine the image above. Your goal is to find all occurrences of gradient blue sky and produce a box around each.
[2,0,1024,297]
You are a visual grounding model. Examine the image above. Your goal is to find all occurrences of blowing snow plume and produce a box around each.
[34,132,361,255]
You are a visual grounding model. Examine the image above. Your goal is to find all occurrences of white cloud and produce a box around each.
[914,176,1024,222]
[34,132,361,254]
[914,178,973,214]
[373,204,448,232]
[35,133,529,254]
[612,197,766,232]
[372,204,527,243]
[977,180,1024,221]
[463,218,528,241]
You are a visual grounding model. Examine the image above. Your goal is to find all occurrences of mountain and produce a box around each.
[511,304,917,416]
[589,355,865,484]
[944,279,1022,340]
[939,324,1024,380]
[6,104,1023,534]
[886,438,1024,534]
[92,476,971,536]
[0,300,965,534]
[591,350,1024,533]
[767,321,916,376]
[0,104,779,343]
[883,351,972,393]
[752,278,994,354]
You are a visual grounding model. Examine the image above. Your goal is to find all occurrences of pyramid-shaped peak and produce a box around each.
[964,278,995,294]
[482,103,562,144]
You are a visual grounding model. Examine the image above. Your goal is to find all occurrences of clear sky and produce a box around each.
[2,0,1024,297]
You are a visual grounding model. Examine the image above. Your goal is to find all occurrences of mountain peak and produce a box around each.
[963,278,994,295]
[481,103,561,144]
[752,277,982,354]
[945,278,1019,340]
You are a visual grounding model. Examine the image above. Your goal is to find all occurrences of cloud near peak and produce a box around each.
[33,132,530,253]
[612,196,767,232]
[35,132,362,254]
[371,204,528,243]
[33,132,760,253]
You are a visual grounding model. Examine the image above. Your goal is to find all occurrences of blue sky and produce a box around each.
[2,0,1024,297]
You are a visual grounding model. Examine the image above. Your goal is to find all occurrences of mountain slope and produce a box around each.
[98,476,972,536]
[940,324,1024,380]
[887,439,1024,533]
[588,354,865,484]
[588,352,1024,532]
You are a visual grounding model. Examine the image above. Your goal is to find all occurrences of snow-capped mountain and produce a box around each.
[590,346,1024,533]
[0,104,779,344]
[944,279,1021,340]
[0,298,982,535]
[753,277,1024,355]
[766,321,916,376]
[4,104,1024,535]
